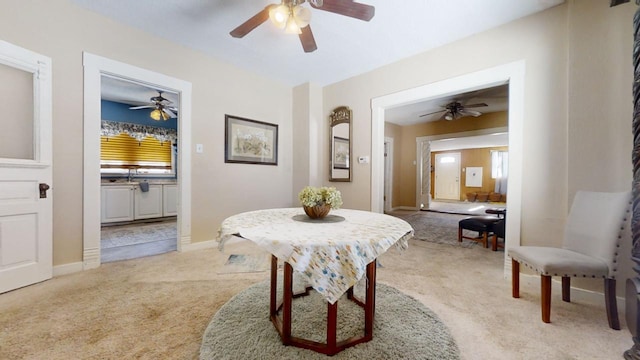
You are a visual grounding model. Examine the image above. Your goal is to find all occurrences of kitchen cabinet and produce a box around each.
[163,184,178,217]
[101,185,134,223]
[134,184,163,220]
[101,182,176,223]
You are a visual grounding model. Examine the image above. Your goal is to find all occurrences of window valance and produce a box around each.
[101,120,177,143]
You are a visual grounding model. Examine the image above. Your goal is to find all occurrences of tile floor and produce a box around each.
[101,218,177,263]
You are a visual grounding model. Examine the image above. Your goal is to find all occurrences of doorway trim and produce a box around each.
[383,137,393,213]
[82,53,192,270]
[371,60,525,276]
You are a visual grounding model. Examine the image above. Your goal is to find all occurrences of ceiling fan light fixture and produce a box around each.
[269,4,289,29]
[293,6,311,28]
[444,112,453,121]
[284,15,302,34]
[150,108,169,121]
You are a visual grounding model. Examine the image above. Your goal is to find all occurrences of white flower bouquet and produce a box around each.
[298,186,343,209]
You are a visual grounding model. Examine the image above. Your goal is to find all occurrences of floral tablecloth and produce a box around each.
[218,208,414,304]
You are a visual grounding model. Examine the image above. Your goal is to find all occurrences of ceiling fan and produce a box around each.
[419,101,488,121]
[129,91,177,121]
[230,0,375,53]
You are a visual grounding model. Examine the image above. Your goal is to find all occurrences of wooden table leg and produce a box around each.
[282,261,293,343]
[364,259,376,338]
[270,258,378,356]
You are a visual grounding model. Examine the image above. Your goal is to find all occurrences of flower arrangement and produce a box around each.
[298,186,343,210]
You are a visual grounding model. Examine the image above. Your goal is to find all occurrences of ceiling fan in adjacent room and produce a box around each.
[129,91,177,121]
[419,101,488,121]
[229,0,375,53]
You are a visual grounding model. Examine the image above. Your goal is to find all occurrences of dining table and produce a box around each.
[218,207,413,355]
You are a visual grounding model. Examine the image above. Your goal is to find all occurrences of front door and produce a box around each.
[0,41,53,293]
[434,152,460,201]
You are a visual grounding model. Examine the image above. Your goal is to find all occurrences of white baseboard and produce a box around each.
[181,239,217,252]
[53,261,84,277]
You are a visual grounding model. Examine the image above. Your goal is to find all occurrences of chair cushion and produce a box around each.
[509,246,609,278]
[459,216,500,232]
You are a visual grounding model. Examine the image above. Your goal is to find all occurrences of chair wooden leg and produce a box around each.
[482,232,488,248]
[541,275,551,323]
[562,276,570,302]
[604,278,621,330]
[458,226,462,242]
[492,234,498,251]
[512,259,520,298]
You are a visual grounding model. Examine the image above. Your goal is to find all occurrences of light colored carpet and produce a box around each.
[200,281,459,359]
[0,237,631,359]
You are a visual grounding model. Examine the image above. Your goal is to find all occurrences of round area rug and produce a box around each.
[200,281,460,359]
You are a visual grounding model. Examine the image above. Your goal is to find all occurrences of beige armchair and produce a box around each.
[508,190,631,330]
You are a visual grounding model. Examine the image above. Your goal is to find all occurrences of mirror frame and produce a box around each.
[329,106,352,182]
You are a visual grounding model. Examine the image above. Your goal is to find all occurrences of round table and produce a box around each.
[218,208,413,355]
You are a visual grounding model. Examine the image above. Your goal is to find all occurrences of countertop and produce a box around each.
[101,180,177,186]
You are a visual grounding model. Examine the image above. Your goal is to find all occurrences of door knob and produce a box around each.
[39,183,50,199]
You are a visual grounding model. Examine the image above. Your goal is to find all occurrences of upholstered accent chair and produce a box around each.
[508,190,631,330]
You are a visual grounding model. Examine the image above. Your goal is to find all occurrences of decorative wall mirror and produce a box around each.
[329,106,352,182]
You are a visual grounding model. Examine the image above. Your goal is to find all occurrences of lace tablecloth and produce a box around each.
[218,208,414,304]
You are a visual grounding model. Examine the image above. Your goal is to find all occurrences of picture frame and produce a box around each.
[332,136,349,169]
[225,115,278,165]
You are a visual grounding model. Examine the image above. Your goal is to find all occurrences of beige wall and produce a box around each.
[0,0,293,266]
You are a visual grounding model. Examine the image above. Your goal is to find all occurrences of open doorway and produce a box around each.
[371,61,526,276]
[99,76,179,262]
[82,53,193,270]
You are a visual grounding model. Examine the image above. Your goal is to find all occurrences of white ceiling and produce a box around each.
[72,0,563,87]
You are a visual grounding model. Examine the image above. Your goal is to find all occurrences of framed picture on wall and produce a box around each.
[225,115,278,165]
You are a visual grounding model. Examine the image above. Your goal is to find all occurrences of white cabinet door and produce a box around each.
[134,184,163,220]
[101,186,134,223]
[163,184,178,217]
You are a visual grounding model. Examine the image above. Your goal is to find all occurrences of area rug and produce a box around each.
[199,281,460,359]
[392,211,482,248]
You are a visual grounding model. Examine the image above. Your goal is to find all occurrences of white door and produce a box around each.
[0,42,53,293]
[434,152,460,201]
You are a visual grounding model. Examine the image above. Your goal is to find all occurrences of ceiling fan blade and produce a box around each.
[458,109,482,117]
[163,108,177,118]
[462,103,488,108]
[129,105,154,110]
[419,109,445,117]
[310,0,375,21]
[299,25,318,53]
[230,6,271,38]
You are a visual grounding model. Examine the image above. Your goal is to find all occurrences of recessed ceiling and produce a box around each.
[71,0,564,87]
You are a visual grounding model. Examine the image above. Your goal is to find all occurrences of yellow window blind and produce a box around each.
[101,133,171,168]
